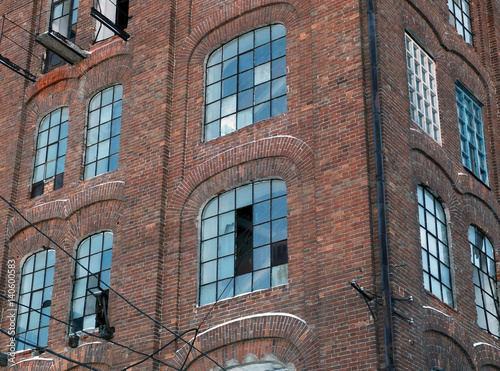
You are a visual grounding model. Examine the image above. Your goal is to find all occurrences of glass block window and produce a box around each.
[418,186,453,306]
[405,34,441,143]
[84,85,122,180]
[204,24,287,141]
[32,107,69,198]
[470,226,500,338]
[16,250,55,351]
[199,180,288,306]
[456,84,488,184]
[50,0,79,40]
[71,232,113,333]
[447,0,472,44]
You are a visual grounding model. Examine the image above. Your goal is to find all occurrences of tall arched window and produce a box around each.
[204,25,287,141]
[84,85,122,180]
[70,232,113,333]
[199,180,288,306]
[32,107,69,197]
[470,226,500,338]
[417,186,453,306]
[16,250,55,350]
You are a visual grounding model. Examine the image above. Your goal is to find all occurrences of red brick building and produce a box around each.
[1,0,500,369]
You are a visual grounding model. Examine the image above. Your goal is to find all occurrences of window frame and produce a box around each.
[203,24,287,141]
[470,226,500,338]
[84,85,123,180]
[417,186,454,306]
[70,231,113,334]
[31,107,69,198]
[405,33,441,144]
[15,250,56,351]
[199,179,289,306]
[447,0,473,44]
[93,0,129,42]
[455,82,488,184]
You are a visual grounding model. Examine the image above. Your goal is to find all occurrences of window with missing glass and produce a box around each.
[32,107,69,198]
[455,83,488,184]
[16,250,55,351]
[405,34,441,143]
[70,232,113,333]
[204,25,287,141]
[199,180,288,306]
[84,85,122,180]
[447,0,472,44]
[470,226,500,338]
[418,186,453,306]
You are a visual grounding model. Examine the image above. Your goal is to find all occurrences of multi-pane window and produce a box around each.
[418,186,453,306]
[456,84,488,184]
[447,0,473,44]
[470,226,500,338]
[50,0,79,40]
[32,107,69,198]
[199,180,288,306]
[204,25,287,141]
[405,34,441,143]
[46,0,79,71]
[16,250,55,350]
[84,85,122,180]
[71,232,113,333]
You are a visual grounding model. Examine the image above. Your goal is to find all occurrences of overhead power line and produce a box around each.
[0,293,180,370]
[0,327,101,371]
[0,194,227,371]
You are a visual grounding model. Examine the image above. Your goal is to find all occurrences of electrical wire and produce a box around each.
[0,194,227,371]
[0,293,179,370]
[180,225,257,370]
[121,328,197,370]
[0,327,101,371]
[120,224,256,369]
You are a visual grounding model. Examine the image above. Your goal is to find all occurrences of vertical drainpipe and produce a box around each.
[365,0,395,369]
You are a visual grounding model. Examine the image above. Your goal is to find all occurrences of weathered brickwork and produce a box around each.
[1,0,500,369]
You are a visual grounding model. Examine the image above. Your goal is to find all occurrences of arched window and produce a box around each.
[70,232,113,333]
[204,25,287,141]
[417,186,453,306]
[84,86,122,179]
[16,250,55,350]
[199,180,288,306]
[32,107,69,197]
[469,226,500,338]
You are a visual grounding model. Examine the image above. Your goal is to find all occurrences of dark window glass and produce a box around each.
[417,186,453,306]
[199,180,288,306]
[84,85,122,179]
[70,232,113,333]
[15,250,55,351]
[470,226,500,338]
[204,25,287,141]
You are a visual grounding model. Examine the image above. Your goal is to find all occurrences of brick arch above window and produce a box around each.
[168,136,314,216]
[170,313,319,370]
[8,181,125,239]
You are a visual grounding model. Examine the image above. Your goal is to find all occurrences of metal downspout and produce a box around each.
[365,0,395,369]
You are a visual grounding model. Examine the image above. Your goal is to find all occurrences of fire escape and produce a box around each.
[0,0,129,82]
